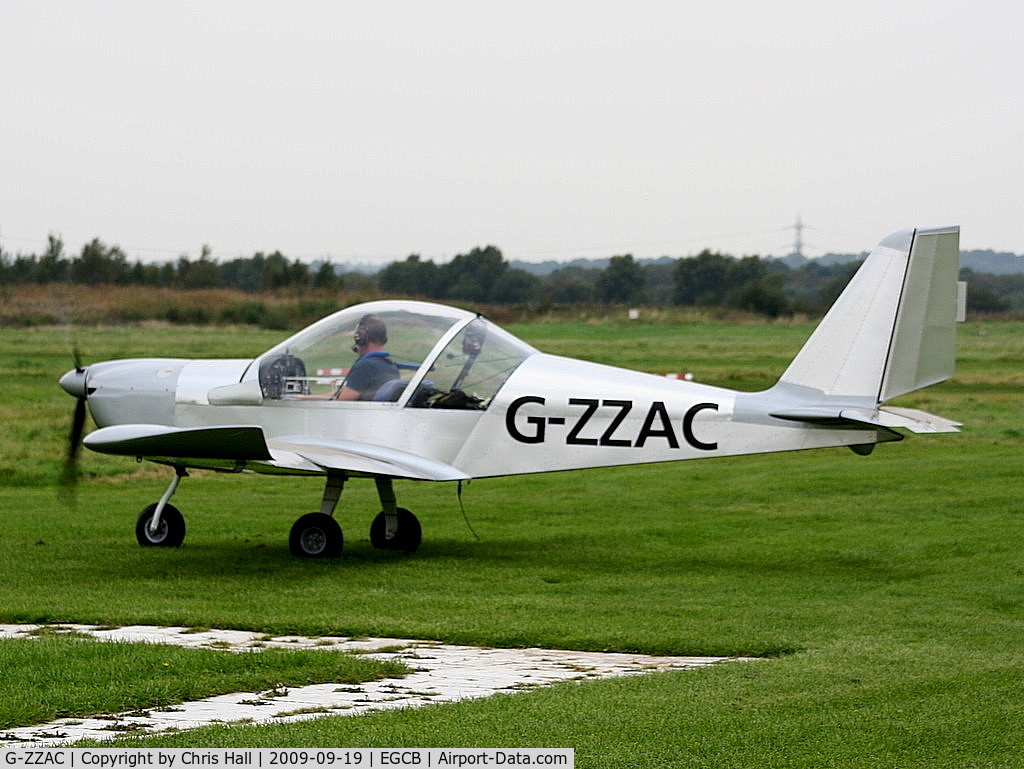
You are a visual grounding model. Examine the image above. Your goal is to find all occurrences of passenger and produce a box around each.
[334,315,400,400]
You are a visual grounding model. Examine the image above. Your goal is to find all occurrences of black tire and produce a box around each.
[289,513,343,558]
[136,503,186,548]
[369,508,422,553]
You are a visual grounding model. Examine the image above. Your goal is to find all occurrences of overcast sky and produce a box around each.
[2,0,1020,265]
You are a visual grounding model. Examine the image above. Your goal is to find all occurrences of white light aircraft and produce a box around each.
[60,226,964,558]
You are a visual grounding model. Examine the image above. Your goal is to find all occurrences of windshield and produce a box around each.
[410,318,535,409]
[252,301,469,400]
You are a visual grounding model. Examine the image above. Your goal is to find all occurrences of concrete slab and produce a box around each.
[0,624,752,747]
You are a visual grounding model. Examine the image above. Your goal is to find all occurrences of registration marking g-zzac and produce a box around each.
[505,395,720,451]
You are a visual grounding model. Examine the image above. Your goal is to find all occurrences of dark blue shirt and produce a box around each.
[346,351,400,400]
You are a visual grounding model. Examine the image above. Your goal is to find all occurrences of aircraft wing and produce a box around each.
[267,436,471,481]
[84,424,274,460]
[83,424,468,481]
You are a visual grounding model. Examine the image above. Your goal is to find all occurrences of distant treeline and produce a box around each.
[1,234,1018,316]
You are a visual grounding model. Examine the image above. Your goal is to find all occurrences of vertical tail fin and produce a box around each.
[779,226,961,403]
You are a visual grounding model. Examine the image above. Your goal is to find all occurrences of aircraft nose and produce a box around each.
[60,367,88,398]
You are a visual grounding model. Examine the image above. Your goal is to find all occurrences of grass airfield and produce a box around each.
[1,315,1023,766]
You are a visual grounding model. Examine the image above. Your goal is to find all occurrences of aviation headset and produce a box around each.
[353,315,388,352]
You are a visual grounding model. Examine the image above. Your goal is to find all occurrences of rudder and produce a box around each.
[879,226,960,400]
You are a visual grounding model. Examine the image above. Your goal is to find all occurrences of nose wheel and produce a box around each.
[136,503,186,547]
[136,469,188,547]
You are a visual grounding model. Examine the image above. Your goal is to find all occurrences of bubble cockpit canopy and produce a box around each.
[248,300,537,409]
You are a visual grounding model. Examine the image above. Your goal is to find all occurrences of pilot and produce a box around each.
[334,315,400,400]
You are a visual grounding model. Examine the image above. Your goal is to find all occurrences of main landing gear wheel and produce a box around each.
[136,503,186,548]
[289,512,343,558]
[370,508,422,553]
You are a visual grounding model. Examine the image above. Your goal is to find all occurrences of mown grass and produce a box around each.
[1,315,1023,765]
[92,652,1024,767]
[0,634,407,730]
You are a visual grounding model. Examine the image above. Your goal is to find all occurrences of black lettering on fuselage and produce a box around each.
[506,396,720,452]
[566,398,600,445]
[506,395,547,443]
[635,401,679,448]
[683,402,719,450]
[600,399,633,446]
[566,399,635,446]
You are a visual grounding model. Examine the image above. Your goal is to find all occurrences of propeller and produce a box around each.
[58,349,89,493]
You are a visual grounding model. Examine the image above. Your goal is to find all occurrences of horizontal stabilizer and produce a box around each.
[770,405,960,435]
[874,406,962,434]
[84,424,272,460]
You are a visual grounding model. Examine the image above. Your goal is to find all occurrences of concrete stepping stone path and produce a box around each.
[0,624,749,747]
